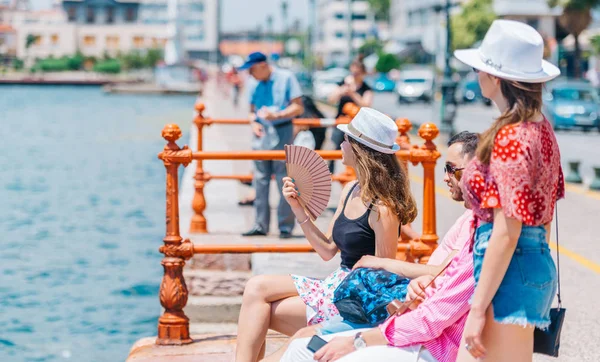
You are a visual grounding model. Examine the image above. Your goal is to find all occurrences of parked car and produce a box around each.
[543,80,600,132]
[456,73,492,106]
[396,68,434,103]
[365,73,396,92]
[312,71,347,101]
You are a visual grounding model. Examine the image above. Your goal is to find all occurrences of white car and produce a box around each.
[396,69,435,103]
[312,69,349,101]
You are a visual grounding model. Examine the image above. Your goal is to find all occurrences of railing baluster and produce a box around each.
[157,124,194,345]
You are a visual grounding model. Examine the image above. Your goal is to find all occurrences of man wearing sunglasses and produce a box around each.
[261,132,480,362]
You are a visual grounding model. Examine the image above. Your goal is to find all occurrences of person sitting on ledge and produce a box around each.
[235,107,418,362]
[261,131,479,362]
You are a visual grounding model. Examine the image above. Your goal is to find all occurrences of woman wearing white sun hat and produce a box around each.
[235,107,418,362]
[454,20,565,361]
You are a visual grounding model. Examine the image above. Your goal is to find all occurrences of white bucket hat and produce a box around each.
[337,107,400,154]
[454,19,560,83]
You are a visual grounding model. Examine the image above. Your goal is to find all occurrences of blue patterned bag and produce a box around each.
[332,268,410,325]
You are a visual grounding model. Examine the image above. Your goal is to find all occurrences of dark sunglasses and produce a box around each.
[444,163,464,178]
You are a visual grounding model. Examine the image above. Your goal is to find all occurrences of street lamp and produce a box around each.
[281,1,288,56]
[437,0,459,136]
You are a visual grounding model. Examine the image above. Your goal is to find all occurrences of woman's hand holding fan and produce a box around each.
[284,145,332,221]
[282,177,302,210]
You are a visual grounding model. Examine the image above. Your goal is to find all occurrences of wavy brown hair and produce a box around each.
[348,138,417,225]
[477,78,543,164]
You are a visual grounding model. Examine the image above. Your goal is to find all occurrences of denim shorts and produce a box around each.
[473,223,557,329]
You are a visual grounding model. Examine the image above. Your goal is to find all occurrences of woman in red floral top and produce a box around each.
[453,20,564,362]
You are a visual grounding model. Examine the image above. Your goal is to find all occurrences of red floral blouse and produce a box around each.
[461,118,565,226]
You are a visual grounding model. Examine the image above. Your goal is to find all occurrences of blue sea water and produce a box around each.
[0,86,197,361]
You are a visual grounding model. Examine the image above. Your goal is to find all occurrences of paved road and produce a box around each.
[373,92,600,185]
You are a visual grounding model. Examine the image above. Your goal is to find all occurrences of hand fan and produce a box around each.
[284,144,332,221]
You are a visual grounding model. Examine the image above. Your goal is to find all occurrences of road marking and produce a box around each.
[409,173,600,274]
[549,243,600,274]
[564,183,600,201]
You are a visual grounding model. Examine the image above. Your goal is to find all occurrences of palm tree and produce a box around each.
[548,0,600,78]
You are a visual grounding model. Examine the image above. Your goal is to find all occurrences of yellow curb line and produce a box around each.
[564,183,600,201]
[409,173,600,274]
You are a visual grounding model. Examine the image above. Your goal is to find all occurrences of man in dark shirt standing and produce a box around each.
[328,58,374,172]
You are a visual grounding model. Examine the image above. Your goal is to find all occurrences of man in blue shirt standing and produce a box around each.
[238,52,304,238]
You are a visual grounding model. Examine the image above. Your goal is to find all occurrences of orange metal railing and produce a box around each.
[154,118,441,345]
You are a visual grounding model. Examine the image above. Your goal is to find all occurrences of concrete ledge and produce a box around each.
[185,296,243,323]
[127,333,287,362]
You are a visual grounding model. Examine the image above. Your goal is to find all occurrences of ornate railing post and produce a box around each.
[191,103,208,233]
[415,123,441,264]
[395,118,412,172]
[157,124,194,345]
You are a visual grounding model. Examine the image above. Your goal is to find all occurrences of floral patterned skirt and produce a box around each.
[291,267,350,325]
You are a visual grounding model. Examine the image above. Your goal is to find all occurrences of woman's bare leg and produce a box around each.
[255,296,308,361]
[457,306,534,362]
[235,275,300,362]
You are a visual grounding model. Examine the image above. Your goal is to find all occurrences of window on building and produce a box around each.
[353,32,367,39]
[125,7,137,22]
[86,7,95,24]
[133,36,144,48]
[335,31,344,39]
[187,34,204,41]
[335,13,344,20]
[83,35,96,47]
[189,3,204,12]
[51,34,59,45]
[351,13,367,20]
[106,7,115,24]
[34,35,42,46]
[526,18,539,30]
[106,35,120,49]
[67,6,76,22]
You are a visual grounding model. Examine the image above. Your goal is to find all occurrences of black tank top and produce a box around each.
[331,182,376,269]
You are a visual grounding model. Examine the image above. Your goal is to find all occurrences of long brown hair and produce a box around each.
[348,138,417,225]
[477,78,543,164]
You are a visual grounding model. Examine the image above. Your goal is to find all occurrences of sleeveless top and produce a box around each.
[331,182,376,269]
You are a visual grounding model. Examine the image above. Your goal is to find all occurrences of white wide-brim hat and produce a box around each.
[337,107,400,154]
[454,19,560,83]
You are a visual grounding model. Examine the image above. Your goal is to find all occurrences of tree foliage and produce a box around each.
[451,0,496,51]
[375,53,401,73]
[547,0,600,77]
[367,0,390,21]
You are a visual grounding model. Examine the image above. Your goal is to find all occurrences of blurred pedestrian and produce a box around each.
[328,57,373,173]
[227,68,243,106]
[239,52,304,239]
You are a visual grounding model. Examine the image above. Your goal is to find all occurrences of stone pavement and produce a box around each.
[129,80,600,361]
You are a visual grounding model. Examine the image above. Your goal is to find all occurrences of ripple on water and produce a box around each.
[0,339,16,347]
[95,225,120,235]
[5,178,25,191]
[34,229,51,240]
[113,283,159,297]
[98,242,119,250]
[125,209,146,219]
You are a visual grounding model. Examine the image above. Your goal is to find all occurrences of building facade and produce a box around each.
[139,0,218,60]
[316,0,375,67]
[493,0,560,39]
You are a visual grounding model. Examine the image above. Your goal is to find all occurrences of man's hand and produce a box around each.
[406,275,434,310]
[257,107,279,121]
[352,255,386,270]
[251,122,264,137]
[313,336,355,362]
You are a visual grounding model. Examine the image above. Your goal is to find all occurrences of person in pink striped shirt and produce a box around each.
[262,132,479,362]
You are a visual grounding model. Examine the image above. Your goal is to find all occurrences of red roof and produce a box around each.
[0,24,16,33]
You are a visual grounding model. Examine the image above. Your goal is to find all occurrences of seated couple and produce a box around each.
[234,107,479,362]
